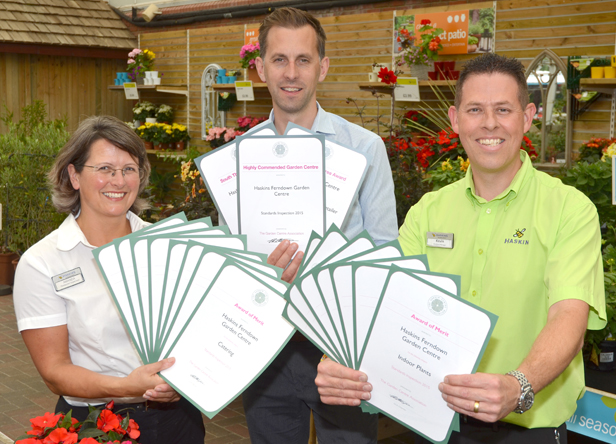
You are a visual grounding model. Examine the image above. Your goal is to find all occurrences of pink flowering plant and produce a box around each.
[127,48,155,81]
[236,115,267,132]
[206,127,244,148]
[239,43,260,69]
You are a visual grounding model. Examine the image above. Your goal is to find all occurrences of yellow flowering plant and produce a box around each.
[170,123,190,143]
[426,156,469,191]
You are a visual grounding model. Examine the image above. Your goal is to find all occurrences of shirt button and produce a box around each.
[478,249,483,255]
[486,208,492,214]
[472,290,477,296]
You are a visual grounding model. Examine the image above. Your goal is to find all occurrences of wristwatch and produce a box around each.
[506,370,534,414]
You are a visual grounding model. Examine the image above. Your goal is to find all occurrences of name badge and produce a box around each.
[52,268,85,291]
[426,232,454,249]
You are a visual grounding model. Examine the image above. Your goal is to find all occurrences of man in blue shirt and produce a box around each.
[242,7,398,444]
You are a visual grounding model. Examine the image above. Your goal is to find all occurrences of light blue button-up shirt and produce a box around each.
[252,103,398,245]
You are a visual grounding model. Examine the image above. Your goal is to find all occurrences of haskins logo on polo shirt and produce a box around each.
[504,228,529,245]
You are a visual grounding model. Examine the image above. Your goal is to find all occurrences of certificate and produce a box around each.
[285,123,369,229]
[236,135,326,254]
[359,268,496,443]
[196,124,277,233]
[160,261,294,417]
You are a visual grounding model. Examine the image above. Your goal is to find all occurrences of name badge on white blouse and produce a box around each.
[426,232,454,249]
[52,268,85,291]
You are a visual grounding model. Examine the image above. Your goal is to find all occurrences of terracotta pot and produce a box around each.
[143,141,153,150]
[467,44,478,53]
[175,141,185,151]
[247,67,261,83]
[11,258,19,271]
[0,252,19,286]
[153,143,163,150]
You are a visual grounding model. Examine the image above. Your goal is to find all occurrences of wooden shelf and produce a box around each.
[579,78,616,94]
[212,83,268,90]
[108,85,189,96]
[358,80,456,94]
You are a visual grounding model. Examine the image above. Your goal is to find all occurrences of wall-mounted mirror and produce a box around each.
[525,49,572,167]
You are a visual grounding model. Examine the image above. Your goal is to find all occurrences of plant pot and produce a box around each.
[411,63,432,80]
[153,143,164,151]
[145,117,157,124]
[175,141,185,151]
[598,340,616,371]
[134,120,142,128]
[467,44,478,53]
[143,141,153,150]
[0,252,19,286]
[12,258,19,271]
[246,67,261,83]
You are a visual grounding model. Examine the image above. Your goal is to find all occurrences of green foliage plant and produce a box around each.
[0,102,68,254]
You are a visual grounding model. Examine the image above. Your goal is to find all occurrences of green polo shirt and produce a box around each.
[399,151,606,428]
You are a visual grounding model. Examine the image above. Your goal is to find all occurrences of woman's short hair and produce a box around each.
[48,115,151,215]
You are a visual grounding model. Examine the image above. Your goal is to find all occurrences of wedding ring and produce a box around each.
[473,401,480,414]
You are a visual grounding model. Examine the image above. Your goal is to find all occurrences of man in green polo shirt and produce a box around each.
[314,53,606,443]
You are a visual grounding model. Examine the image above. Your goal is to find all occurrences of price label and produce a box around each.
[235,81,255,101]
[394,78,420,102]
[123,83,139,100]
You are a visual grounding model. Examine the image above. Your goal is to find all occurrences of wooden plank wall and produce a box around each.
[134,0,616,154]
[0,52,132,133]
[496,0,616,150]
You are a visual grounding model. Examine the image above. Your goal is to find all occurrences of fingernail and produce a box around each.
[282,240,289,246]
[362,384,372,391]
[358,375,367,382]
[438,382,443,391]
[290,243,298,251]
[443,376,449,383]
[352,399,361,406]
[361,392,371,400]
[144,392,151,399]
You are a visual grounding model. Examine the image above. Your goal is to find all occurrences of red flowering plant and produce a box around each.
[15,401,140,444]
[578,137,616,163]
[236,115,267,132]
[377,67,398,85]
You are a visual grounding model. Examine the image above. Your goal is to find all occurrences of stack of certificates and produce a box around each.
[93,212,295,418]
[196,122,369,254]
[285,225,498,444]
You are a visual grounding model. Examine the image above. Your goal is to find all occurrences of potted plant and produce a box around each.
[170,123,190,151]
[133,101,156,127]
[467,36,479,53]
[135,122,158,150]
[205,126,244,149]
[151,123,173,150]
[0,101,67,284]
[155,104,174,124]
[127,48,155,83]
[398,19,443,79]
[239,43,261,83]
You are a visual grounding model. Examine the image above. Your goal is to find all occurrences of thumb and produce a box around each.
[149,357,175,373]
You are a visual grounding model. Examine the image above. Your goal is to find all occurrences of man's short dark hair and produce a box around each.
[259,7,327,60]
[455,53,528,109]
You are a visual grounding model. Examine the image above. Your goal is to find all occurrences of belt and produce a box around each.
[121,400,179,411]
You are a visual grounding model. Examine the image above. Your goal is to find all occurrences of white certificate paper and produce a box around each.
[236,136,326,254]
[196,126,276,234]
[359,269,496,443]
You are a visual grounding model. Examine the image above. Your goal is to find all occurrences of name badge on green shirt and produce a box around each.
[426,232,454,249]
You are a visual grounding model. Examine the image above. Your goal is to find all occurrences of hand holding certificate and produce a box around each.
[281,225,497,444]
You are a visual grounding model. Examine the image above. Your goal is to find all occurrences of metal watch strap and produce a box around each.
[506,370,534,414]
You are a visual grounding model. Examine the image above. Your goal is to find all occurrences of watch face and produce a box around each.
[522,390,534,411]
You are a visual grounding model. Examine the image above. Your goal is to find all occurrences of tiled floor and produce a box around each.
[0,295,415,443]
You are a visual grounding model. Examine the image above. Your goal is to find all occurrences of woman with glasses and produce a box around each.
[13,116,205,443]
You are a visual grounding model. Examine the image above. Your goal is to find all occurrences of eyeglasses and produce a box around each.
[81,164,144,180]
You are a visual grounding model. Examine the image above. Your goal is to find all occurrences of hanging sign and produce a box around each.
[394,6,495,56]
[123,83,139,100]
[245,28,259,45]
[235,81,255,101]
